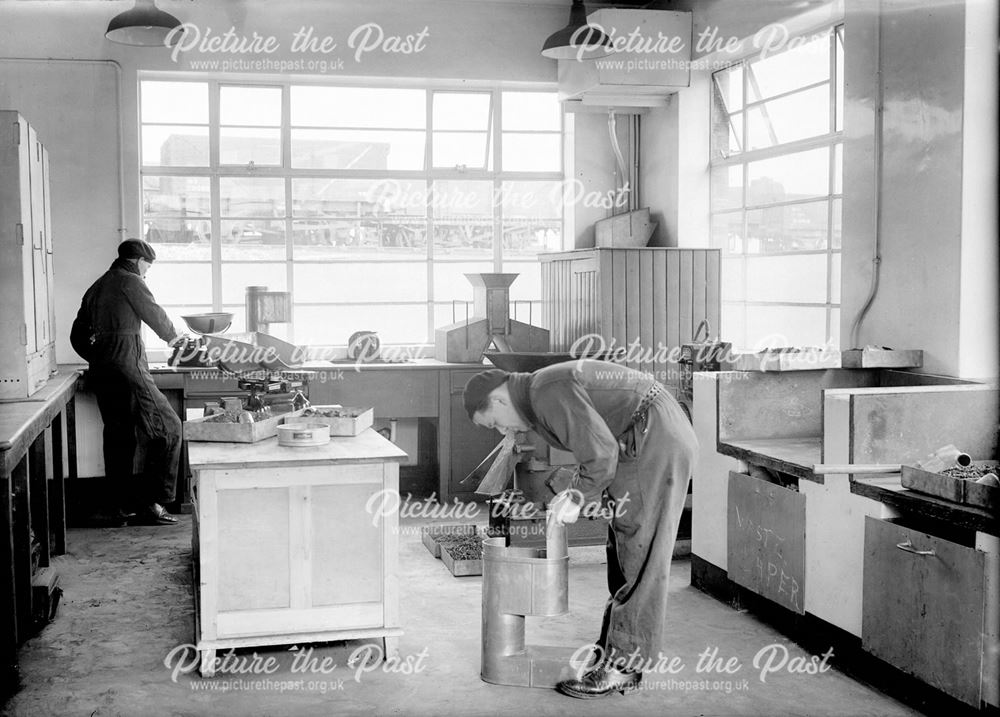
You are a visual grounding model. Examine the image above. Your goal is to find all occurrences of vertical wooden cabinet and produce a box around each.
[0,111,56,399]
[539,248,720,387]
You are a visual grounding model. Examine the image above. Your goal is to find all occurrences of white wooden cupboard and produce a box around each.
[0,110,56,399]
[187,430,408,677]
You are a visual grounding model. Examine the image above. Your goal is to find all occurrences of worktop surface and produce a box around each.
[187,428,408,470]
[852,475,998,536]
[144,358,486,373]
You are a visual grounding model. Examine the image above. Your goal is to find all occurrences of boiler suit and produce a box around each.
[504,359,698,664]
[71,258,182,510]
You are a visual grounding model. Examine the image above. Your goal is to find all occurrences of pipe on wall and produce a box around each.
[848,1,884,349]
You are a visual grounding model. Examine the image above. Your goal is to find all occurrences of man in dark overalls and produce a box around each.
[71,239,184,525]
[464,360,698,698]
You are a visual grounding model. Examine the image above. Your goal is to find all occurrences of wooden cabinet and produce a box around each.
[187,431,407,677]
[0,111,56,398]
[539,248,720,387]
[862,516,987,706]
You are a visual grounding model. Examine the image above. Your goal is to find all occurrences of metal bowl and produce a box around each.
[181,312,234,335]
[482,349,625,373]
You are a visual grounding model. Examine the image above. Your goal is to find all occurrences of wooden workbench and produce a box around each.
[187,429,407,677]
[0,369,78,694]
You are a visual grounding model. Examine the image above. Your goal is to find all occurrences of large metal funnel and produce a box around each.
[465,273,519,335]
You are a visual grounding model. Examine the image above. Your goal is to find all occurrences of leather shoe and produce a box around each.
[556,662,641,699]
[146,503,178,526]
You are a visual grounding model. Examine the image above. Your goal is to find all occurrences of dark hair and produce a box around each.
[462,369,510,420]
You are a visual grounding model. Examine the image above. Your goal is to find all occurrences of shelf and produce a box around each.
[717,436,824,482]
[851,475,998,536]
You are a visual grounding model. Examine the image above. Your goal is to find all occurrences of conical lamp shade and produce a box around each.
[106,0,184,47]
[541,0,613,60]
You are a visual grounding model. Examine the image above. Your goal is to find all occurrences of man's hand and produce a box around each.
[167,333,192,348]
[549,489,581,525]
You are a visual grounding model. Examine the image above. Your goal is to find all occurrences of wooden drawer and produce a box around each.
[726,471,806,614]
[862,517,986,706]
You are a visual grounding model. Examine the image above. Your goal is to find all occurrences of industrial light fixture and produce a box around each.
[106,0,184,47]
[541,0,613,61]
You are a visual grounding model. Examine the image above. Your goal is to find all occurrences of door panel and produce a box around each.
[862,517,985,706]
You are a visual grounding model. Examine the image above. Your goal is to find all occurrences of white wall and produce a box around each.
[0,0,568,361]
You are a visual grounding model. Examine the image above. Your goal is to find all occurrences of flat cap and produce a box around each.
[462,369,510,420]
[118,238,157,262]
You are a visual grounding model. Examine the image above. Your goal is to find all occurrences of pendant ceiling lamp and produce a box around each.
[541,0,613,60]
[106,0,184,47]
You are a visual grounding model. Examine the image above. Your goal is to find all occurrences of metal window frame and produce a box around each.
[708,24,845,350]
[138,77,564,347]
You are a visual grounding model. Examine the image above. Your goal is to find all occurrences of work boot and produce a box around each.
[146,503,178,526]
[556,662,641,699]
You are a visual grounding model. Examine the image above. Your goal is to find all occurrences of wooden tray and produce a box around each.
[901,461,998,510]
[183,409,305,443]
[441,544,483,577]
[420,524,478,558]
[299,406,374,436]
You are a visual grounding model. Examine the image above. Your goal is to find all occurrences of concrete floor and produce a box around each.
[4,516,921,717]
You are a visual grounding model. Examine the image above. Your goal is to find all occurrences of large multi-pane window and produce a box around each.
[710,26,844,350]
[139,79,563,349]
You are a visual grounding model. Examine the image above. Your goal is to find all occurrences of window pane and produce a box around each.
[434,92,491,130]
[140,81,208,124]
[292,220,426,256]
[711,165,743,211]
[711,211,743,253]
[831,197,842,249]
[501,133,561,172]
[502,92,560,131]
[221,263,287,304]
[146,264,212,305]
[220,128,282,165]
[835,27,845,132]
[221,86,281,126]
[433,181,493,256]
[291,129,425,170]
[141,125,208,167]
[294,263,426,303]
[291,86,425,128]
[433,262,494,301]
[745,306,830,349]
[746,85,830,150]
[292,178,427,219]
[745,32,831,102]
[746,254,828,303]
[833,143,842,195]
[830,252,841,304]
[295,304,427,345]
[501,180,562,256]
[143,176,210,216]
[712,109,743,160]
[712,66,743,113]
[721,256,745,301]
[433,132,490,169]
[220,178,286,217]
[220,219,286,261]
[745,200,829,253]
[747,147,829,205]
[501,261,542,301]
